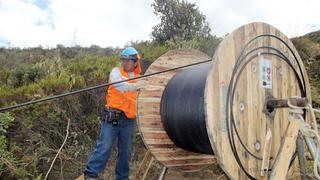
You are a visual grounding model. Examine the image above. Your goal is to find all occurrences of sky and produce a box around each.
[0,0,319,48]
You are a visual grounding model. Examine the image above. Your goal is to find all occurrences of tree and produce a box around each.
[151,0,211,43]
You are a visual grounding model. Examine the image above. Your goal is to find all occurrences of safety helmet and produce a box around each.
[120,47,139,62]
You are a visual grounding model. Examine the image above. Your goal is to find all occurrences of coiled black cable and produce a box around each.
[160,63,214,155]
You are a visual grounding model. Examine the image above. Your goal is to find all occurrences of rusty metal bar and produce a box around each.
[266,97,308,109]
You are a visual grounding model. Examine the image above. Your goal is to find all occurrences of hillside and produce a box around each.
[292,30,320,106]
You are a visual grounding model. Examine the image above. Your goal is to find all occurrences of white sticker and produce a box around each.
[260,59,272,89]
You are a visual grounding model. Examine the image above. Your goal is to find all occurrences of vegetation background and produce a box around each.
[0,0,319,179]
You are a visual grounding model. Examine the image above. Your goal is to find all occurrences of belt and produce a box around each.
[102,107,124,126]
[106,107,124,115]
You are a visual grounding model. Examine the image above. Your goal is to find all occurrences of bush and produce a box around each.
[0,112,16,177]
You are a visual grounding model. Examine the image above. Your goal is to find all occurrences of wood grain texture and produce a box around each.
[260,129,272,177]
[270,119,301,180]
[205,22,311,179]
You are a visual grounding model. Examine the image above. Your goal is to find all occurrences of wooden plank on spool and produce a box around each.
[136,150,153,180]
[269,119,301,180]
[137,49,215,172]
[260,129,272,177]
[160,159,215,166]
[142,157,154,180]
[148,144,177,149]
[155,153,214,160]
[169,164,212,172]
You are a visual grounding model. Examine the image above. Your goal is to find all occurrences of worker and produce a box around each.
[83,47,143,180]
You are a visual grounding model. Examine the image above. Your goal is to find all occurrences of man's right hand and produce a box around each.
[127,80,147,91]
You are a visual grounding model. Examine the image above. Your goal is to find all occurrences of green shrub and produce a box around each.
[0,112,15,177]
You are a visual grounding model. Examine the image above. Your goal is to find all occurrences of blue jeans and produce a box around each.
[84,115,136,180]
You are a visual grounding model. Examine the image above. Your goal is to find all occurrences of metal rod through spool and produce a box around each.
[160,63,214,155]
[264,97,308,117]
[266,97,308,109]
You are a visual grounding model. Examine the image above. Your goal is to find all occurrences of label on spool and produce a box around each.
[260,59,272,89]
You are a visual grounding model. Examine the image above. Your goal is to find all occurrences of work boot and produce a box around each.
[84,174,98,180]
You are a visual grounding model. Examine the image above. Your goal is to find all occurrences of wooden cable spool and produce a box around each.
[137,22,312,179]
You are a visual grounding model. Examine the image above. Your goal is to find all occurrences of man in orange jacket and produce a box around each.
[83,47,142,180]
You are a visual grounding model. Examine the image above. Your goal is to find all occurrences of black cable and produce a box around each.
[160,63,214,155]
[0,59,212,112]
[225,35,307,179]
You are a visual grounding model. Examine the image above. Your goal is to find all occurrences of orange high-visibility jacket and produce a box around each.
[106,61,141,119]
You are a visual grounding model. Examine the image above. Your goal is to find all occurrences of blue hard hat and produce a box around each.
[121,47,138,61]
